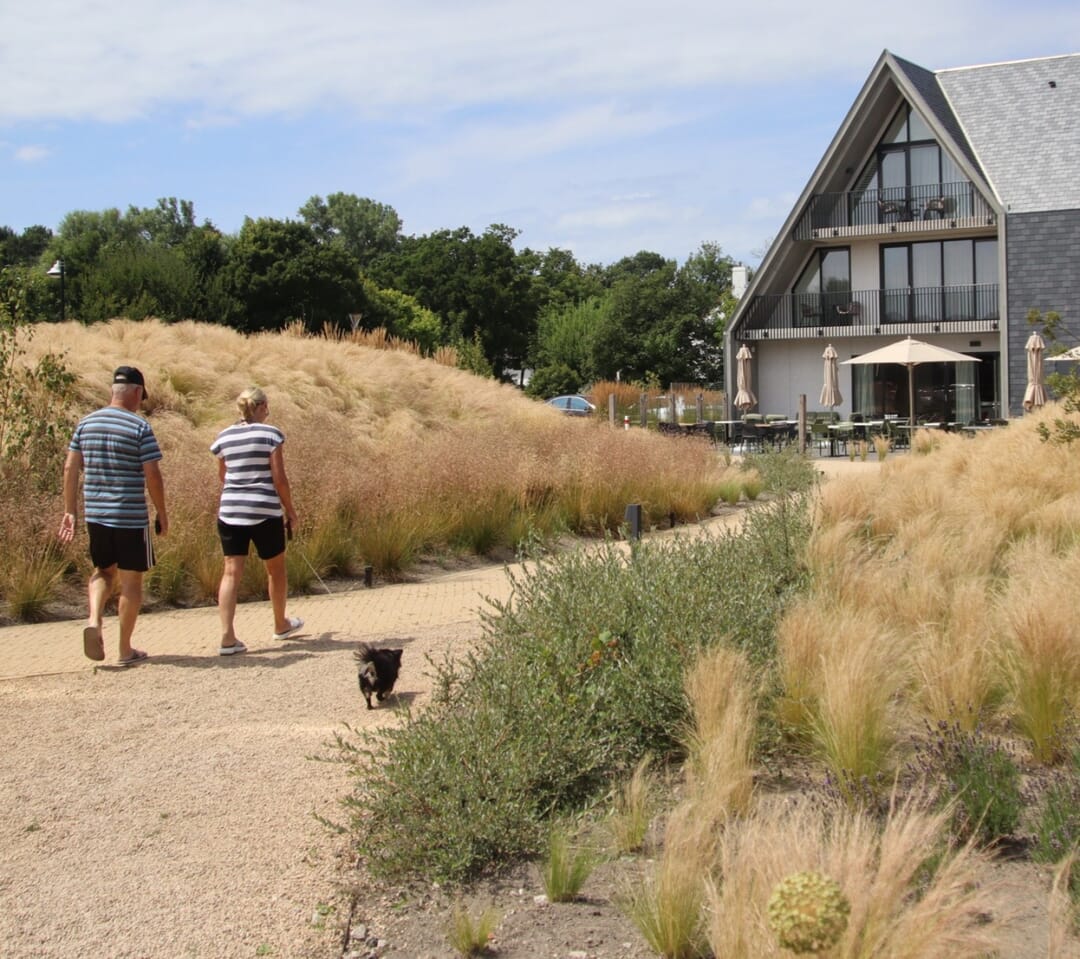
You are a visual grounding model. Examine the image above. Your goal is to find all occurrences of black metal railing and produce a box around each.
[740,284,999,332]
[794,181,996,239]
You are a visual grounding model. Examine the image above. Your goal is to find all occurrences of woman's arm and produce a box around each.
[269,445,298,529]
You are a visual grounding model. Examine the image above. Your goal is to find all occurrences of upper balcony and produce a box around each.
[793,181,997,242]
[738,284,1000,341]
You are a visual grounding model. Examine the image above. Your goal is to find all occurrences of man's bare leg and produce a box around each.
[116,569,144,660]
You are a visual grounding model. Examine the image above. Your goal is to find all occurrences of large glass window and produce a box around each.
[880,239,997,323]
[850,355,997,422]
[851,104,972,224]
[793,249,850,325]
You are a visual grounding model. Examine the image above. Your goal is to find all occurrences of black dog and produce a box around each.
[355,642,403,709]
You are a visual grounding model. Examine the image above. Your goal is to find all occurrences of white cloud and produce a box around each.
[13,145,51,162]
[400,103,684,181]
[7,0,1075,125]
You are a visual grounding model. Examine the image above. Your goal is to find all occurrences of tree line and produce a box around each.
[0,194,742,393]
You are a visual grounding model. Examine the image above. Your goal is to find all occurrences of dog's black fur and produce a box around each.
[355,642,403,709]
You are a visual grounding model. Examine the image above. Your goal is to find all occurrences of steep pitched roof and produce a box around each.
[936,54,1080,212]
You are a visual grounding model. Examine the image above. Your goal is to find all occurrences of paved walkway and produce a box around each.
[0,455,880,681]
[0,561,518,680]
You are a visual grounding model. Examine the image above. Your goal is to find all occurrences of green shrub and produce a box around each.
[1032,746,1080,873]
[338,499,811,883]
[1033,771,1080,865]
[741,447,818,495]
[909,721,1023,845]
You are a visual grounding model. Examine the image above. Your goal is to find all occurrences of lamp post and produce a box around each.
[46,259,65,321]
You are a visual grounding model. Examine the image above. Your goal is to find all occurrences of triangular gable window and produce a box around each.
[852,104,974,223]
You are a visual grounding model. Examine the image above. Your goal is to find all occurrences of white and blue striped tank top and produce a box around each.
[210,422,285,526]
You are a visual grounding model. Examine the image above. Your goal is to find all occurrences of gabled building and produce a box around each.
[724,51,1080,422]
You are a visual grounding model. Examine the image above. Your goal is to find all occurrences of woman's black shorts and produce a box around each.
[217,517,286,560]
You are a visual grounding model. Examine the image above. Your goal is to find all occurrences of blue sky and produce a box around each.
[2,0,1078,267]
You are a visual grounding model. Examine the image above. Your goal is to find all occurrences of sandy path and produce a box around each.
[0,571,505,958]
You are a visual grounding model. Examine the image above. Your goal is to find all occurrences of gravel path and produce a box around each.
[0,566,505,958]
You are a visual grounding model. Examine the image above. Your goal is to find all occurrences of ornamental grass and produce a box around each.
[2,318,730,618]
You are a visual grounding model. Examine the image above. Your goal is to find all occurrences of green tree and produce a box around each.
[0,225,53,268]
[372,225,537,377]
[299,193,402,267]
[357,279,444,353]
[219,217,362,332]
[518,246,604,319]
[591,253,705,385]
[79,244,200,323]
[526,295,609,397]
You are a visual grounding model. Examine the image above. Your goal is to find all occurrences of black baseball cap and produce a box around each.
[113,366,148,399]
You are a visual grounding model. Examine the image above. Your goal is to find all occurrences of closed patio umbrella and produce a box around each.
[820,343,842,409]
[733,344,757,412]
[841,337,979,421]
[1024,331,1048,411]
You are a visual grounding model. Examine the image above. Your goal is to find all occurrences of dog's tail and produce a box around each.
[354,642,375,664]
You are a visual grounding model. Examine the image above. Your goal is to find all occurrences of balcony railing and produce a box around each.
[793,182,997,240]
[740,284,999,335]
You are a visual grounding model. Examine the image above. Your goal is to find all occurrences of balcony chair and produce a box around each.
[878,199,902,222]
[922,196,955,220]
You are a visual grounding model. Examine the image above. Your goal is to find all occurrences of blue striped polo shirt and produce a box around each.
[210,422,285,526]
[69,407,163,528]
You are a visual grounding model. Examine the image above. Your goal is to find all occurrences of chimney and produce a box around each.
[731,265,749,300]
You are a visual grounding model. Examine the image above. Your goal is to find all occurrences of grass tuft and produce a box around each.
[540,822,597,902]
[446,904,500,957]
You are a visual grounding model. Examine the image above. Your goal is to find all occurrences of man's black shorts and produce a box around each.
[87,523,155,572]
[217,517,286,560]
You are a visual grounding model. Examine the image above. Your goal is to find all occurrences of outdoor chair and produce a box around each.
[878,198,902,222]
[810,418,831,455]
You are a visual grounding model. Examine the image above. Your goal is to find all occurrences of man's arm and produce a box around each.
[58,450,83,543]
[144,460,169,536]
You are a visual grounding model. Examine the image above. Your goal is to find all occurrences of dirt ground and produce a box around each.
[0,464,1069,958]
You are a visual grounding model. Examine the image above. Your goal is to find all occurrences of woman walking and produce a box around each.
[210,387,303,655]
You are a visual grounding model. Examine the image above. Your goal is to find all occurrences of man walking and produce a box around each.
[59,366,169,664]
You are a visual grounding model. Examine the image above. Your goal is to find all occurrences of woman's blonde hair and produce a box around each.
[237,386,267,423]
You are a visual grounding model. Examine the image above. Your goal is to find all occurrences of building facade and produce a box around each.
[724,51,1080,422]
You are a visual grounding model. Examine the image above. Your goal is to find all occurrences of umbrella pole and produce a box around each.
[908,365,915,423]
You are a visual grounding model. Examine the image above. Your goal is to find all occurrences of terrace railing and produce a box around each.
[794,181,997,240]
[740,284,999,335]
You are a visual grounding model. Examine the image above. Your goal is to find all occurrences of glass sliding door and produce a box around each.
[820,249,851,321]
[881,245,909,323]
[911,243,942,322]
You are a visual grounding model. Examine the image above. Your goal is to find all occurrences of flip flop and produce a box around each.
[82,626,105,662]
[116,649,148,666]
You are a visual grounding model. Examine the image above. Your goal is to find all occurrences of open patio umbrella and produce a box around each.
[1023,331,1048,411]
[840,336,979,421]
[820,343,842,409]
[733,344,757,412]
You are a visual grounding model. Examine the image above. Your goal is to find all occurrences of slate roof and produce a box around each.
[934,54,1080,213]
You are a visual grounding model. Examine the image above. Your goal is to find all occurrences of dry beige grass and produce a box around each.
[4,319,726,616]
[705,795,1010,958]
[791,408,1080,771]
[683,645,758,822]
